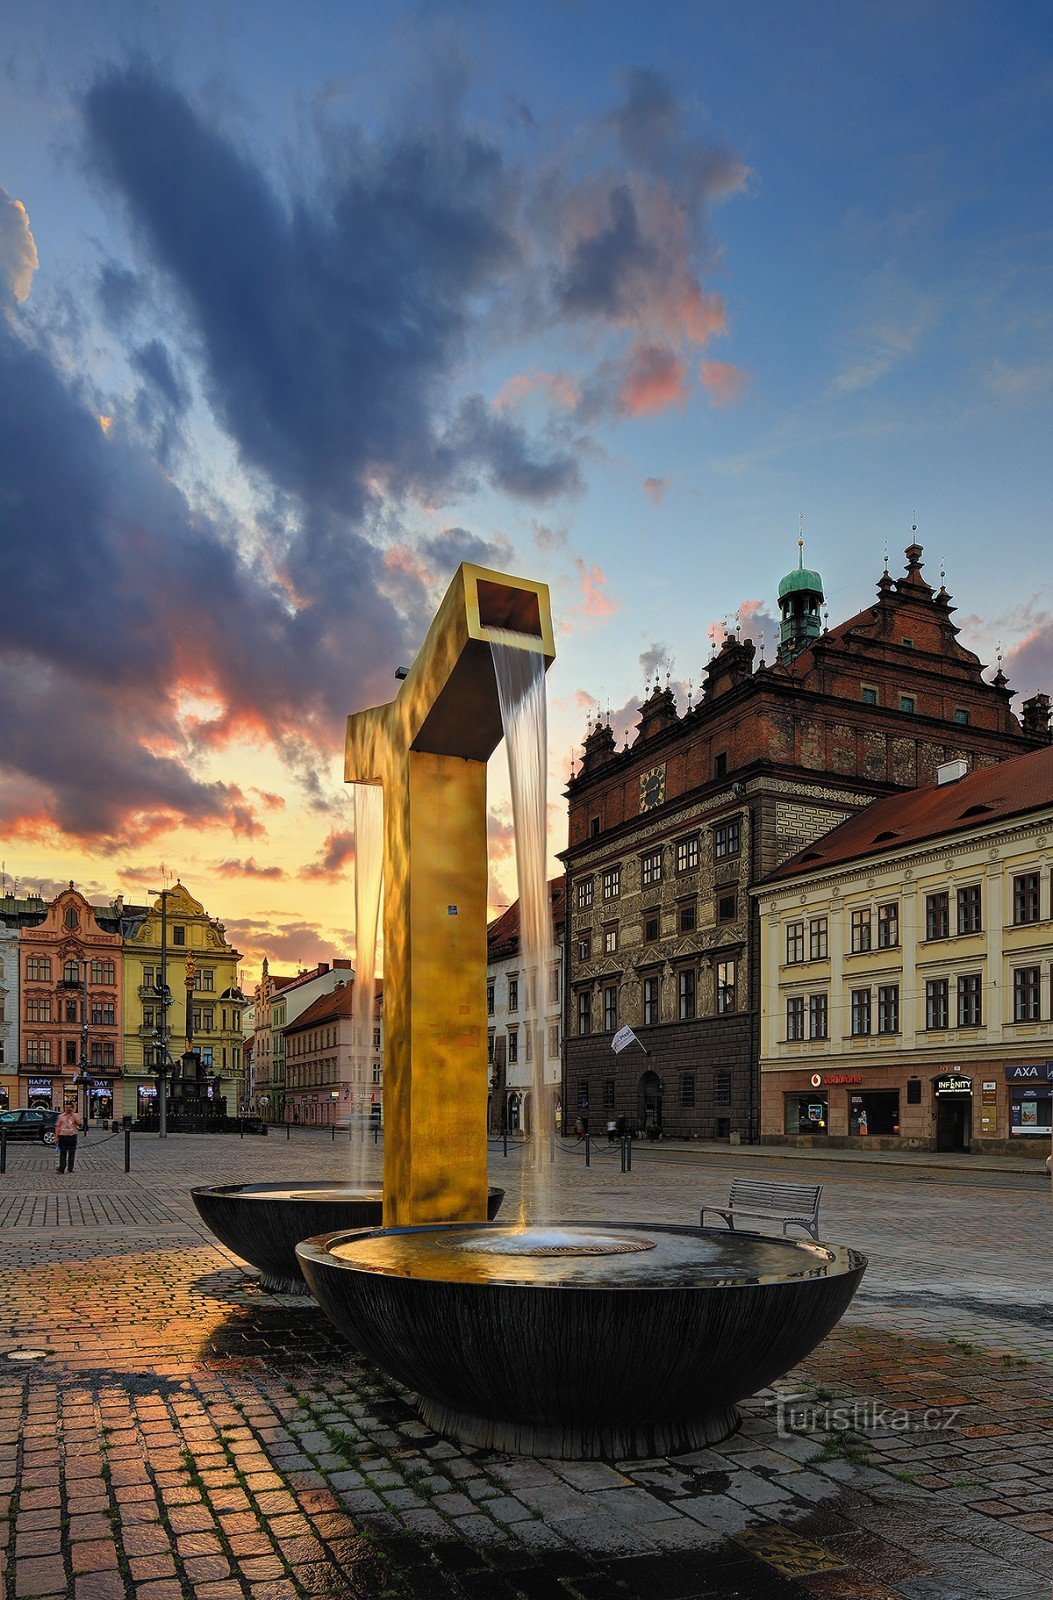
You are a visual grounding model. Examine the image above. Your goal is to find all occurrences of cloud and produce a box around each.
[984,359,1053,406]
[531,518,568,551]
[301,829,356,880]
[699,359,748,407]
[222,915,346,968]
[214,857,286,879]
[707,598,780,655]
[638,641,669,679]
[0,189,39,304]
[564,557,618,630]
[494,369,581,411]
[642,475,667,504]
[1003,613,1053,699]
[827,281,937,396]
[618,342,688,416]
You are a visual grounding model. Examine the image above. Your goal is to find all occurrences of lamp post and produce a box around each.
[148,888,172,1138]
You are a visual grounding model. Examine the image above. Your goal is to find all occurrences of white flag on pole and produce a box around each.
[611,1025,640,1055]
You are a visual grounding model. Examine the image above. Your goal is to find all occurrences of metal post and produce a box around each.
[502,1130,508,1157]
[158,889,169,1138]
[626,1134,632,1171]
[584,1132,591,1168]
[0,1130,5,1174]
[331,1121,335,1142]
[620,1136,626,1174]
[124,1126,131,1173]
[286,1119,290,1140]
[374,1124,379,1145]
[80,964,90,1139]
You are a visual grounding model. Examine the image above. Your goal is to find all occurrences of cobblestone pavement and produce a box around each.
[0,1128,1049,1600]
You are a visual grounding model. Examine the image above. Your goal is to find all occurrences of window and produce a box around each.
[26,1041,52,1064]
[91,1003,115,1027]
[508,977,519,1012]
[589,815,601,838]
[899,695,915,713]
[714,819,741,858]
[680,1073,696,1109]
[850,1090,900,1136]
[603,1078,616,1111]
[1013,966,1041,1022]
[603,926,618,954]
[860,686,878,706]
[65,1000,78,1023]
[676,835,699,873]
[63,907,79,929]
[25,997,51,1023]
[877,903,898,949]
[373,1027,381,1050]
[957,974,982,1027]
[487,1031,495,1064]
[676,901,695,934]
[643,912,660,942]
[65,1041,77,1065]
[486,983,494,1016]
[641,849,663,887]
[877,984,899,1034]
[955,884,982,935]
[786,997,805,1041]
[809,994,828,1039]
[850,989,871,1036]
[714,752,728,778]
[577,934,591,962]
[507,1029,518,1064]
[143,1007,155,1027]
[172,926,186,946]
[850,909,872,953]
[717,892,737,923]
[27,956,51,981]
[714,1070,732,1107]
[90,960,116,985]
[549,966,560,1004]
[1013,873,1040,925]
[953,708,970,726]
[549,1024,560,1057]
[577,991,592,1036]
[809,918,828,961]
[199,968,214,992]
[63,960,81,985]
[602,985,618,1032]
[90,1043,115,1068]
[677,968,696,1021]
[577,1078,590,1110]
[643,976,660,1026]
[524,1026,533,1061]
[925,978,949,1030]
[372,1062,382,1085]
[192,1008,214,1033]
[602,866,621,900]
[142,966,155,988]
[926,892,950,941]
[786,922,805,964]
[576,878,594,911]
[716,959,736,1014]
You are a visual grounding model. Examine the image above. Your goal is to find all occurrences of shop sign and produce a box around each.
[1004,1062,1053,1082]
[810,1073,863,1087]
[934,1074,972,1095]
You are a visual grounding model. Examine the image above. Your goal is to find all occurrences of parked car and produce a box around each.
[0,1108,60,1144]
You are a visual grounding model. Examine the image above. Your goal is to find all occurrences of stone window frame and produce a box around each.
[860,685,879,705]
[714,817,741,859]
[576,877,594,911]
[716,890,737,923]
[716,958,736,1014]
[642,908,661,943]
[899,693,916,713]
[677,966,697,1021]
[602,983,619,1033]
[576,989,592,1036]
[602,923,618,955]
[602,865,621,901]
[675,833,700,874]
[678,900,697,935]
[642,974,660,1026]
[640,848,663,888]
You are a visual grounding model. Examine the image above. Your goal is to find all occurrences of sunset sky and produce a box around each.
[2,2,1051,985]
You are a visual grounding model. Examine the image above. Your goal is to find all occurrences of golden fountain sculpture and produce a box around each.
[345,565,555,1227]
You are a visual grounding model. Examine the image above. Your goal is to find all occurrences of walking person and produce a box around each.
[55,1107,81,1174]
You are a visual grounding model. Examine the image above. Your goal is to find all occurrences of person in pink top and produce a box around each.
[55,1108,81,1174]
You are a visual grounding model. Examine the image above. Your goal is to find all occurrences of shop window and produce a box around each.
[925,892,950,940]
[849,1090,900,1136]
[957,884,982,935]
[877,903,898,948]
[809,917,828,960]
[785,1092,827,1135]
[957,973,982,1027]
[809,994,828,1039]
[925,978,949,1029]
[680,1073,696,1109]
[677,968,696,1021]
[850,989,871,1036]
[1013,873,1040,925]
[786,997,805,1041]
[1011,1087,1052,1137]
[850,909,871,953]
[786,922,805,964]
[643,976,660,1026]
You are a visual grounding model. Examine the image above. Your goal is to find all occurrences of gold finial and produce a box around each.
[798,512,805,568]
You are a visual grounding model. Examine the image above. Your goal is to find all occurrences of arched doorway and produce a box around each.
[638,1071,663,1137]
[507,1091,523,1133]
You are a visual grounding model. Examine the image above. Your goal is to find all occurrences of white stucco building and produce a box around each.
[487,879,566,1135]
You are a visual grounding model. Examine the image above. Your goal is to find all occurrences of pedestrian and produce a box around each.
[55,1107,81,1175]
[606,1118,617,1144]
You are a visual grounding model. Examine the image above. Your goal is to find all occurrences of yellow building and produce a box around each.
[756,744,1053,1158]
[121,882,244,1121]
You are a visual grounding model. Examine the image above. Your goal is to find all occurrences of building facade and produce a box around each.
[562,543,1050,1141]
[13,884,125,1119]
[120,882,243,1120]
[487,880,566,1134]
[0,892,50,1108]
[250,958,357,1123]
[757,745,1053,1157]
[282,978,384,1124]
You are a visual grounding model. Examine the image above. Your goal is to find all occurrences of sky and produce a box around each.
[2,1,1051,985]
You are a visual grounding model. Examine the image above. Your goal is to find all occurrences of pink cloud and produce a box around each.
[214,857,286,879]
[569,558,618,627]
[699,360,749,407]
[495,370,581,411]
[301,829,356,880]
[1003,615,1053,698]
[618,343,688,417]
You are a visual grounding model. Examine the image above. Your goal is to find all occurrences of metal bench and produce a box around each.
[700,1177,823,1241]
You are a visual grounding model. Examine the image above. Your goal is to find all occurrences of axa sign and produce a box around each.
[1004,1062,1053,1082]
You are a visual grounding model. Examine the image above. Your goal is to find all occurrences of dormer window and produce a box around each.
[64,907,78,929]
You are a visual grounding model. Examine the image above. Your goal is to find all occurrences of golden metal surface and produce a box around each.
[345,564,554,1227]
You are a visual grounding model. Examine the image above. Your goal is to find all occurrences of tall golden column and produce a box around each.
[345,564,554,1226]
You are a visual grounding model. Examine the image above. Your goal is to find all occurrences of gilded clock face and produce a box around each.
[640,764,666,812]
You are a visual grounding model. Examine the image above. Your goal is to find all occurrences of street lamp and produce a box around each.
[147,888,173,1137]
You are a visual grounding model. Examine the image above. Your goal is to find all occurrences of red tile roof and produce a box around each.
[285,977,383,1032]
[769,744,1053,882]
[487,877,566,961]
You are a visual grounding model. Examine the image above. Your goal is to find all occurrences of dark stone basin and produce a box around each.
[297,1220,866,1458]
[191,1181,505,1294]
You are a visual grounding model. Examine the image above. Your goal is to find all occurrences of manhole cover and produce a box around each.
[6,1349,49,1362]
[733,1526,845,1578]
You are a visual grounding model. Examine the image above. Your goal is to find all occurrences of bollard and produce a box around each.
[124,1126,131,1174]
[331,1123,336,1143]
[626,1134,632,1171]
[503,1130,508,1158]
[0,1130,5,1175]
[286,1120,291,1140]
[584,1132,591,1168]
[374,1124,379,1145]
[619,1136,626,1174]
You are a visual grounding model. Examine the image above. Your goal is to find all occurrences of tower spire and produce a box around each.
[777,528,824,664]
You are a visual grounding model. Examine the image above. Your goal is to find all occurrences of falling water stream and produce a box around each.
[489,629,553,1225]
[351,782,383,1190]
